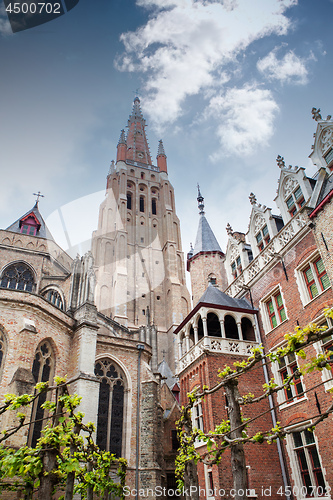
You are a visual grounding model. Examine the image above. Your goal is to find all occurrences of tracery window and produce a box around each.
[0,328,7,381]
[94,359,125,457]
[42,289,64,310]
[0,262,35,292]
[28,340,55,447]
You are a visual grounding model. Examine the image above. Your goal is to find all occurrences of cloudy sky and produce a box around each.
[0,0,332,263]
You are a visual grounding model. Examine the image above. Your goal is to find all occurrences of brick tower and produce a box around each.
[92,97,190,369]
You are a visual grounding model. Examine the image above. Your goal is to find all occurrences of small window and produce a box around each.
[285,184,305,216]
[140,196,145,212]
[141,172,145,179]
[127,193,132,210]
[278,352,304,402]
[192,401,204,432]
[262,288,287,333]
[303,257,330,300]
[152,198,157,215]
[256,225,270,251]
[231,256,242,279]
[324,148,333,167]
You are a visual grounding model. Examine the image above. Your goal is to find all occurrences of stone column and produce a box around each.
[202,317,210,348]
[194,325,199,345]
[237,321,243,340]
[219,319,225,338]
[185,331,191,352]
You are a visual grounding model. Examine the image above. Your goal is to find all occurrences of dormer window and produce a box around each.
[20,215,39,236]
[256,225,270,252]
[286,185,305,216]
[231,256,242,279]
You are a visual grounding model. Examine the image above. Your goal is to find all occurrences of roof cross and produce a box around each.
[33,191,45,204]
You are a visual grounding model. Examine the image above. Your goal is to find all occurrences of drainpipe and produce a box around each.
[254,315,291,500]
[136,344,145,500]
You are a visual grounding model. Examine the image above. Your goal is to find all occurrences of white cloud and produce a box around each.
[0,4,12,36]
[116,0,297,128]
[204,84,279,159]
[257,47,312,84]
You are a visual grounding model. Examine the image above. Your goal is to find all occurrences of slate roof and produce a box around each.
[158,359,178,389]
[192,214,223,257]
[197,282,253,310]
[316,172,333,205]
[6,203,54,240]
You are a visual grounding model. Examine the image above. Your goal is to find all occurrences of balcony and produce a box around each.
[178,336,258,372]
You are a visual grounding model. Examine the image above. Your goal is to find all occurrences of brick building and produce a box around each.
[176,108,333,500]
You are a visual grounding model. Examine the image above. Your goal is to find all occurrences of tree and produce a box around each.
[176,307,333,500]
[0,377,126,500]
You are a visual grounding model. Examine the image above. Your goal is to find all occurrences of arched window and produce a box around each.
[197,317,204,340]
[127,193,132,210]
[207,313,221,337]
[0,262,36,292]
[42,289,64,310]
[152,198,157,215]
[224,315,239,339]
[140,196,145,213]
[28,340,55,447]
[94,359,125,457]
[0,328,7,381]
[241,318,256,341]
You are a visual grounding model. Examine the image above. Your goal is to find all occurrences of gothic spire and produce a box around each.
[157,139,166,156]
[125,97,152,165]
[197,184,205,215]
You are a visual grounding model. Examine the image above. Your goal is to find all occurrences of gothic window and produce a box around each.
[28,340,55,447]
[140,196,145,212]
[286,185,305,216]
[94,359,125,457]
[41,289,64,310]
[0,328,7,381]
[0,262,36,292]
[127,193,132,210]
[152,198,157,215]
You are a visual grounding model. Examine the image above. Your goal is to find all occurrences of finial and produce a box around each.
[312,107,322,122]
[226,223,233,235]
[276,155,285,169]
[197,184,204,214]
[118,129,126,146]
[249,192,257,206]
[33,191,44,207]
[327,115,332,121]
[157,139,166,156]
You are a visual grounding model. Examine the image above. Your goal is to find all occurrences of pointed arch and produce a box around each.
[28,339,56,447]
[94,358,126,457]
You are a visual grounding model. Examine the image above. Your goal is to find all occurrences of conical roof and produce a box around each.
[6,203,54,240]
[193,214,223,256]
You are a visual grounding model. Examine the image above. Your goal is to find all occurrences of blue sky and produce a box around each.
[0,0,332,260]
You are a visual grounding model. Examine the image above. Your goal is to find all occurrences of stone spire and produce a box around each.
[197,184,205,215]
[125,97,152,165]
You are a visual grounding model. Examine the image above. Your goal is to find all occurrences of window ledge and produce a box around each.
[279,396,307,410]
[303,286,332,308]
[265,318,289,335]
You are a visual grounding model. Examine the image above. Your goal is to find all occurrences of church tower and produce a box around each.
[92,97,190,369]
[186,187,227,304]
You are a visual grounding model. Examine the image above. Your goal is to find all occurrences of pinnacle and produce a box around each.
[157,139,166,156]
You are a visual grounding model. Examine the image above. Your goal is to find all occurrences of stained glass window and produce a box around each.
[0,263,35,292]
[94,359,125,457]
[28,341,55,447]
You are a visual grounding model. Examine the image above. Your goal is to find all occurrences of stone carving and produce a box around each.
[283,176,298,197]
[254,213,265,232]
[249,192,257,205]
[312,107,322,121]
[320,126,333,154]
[276,155,285,168]
[226,223,233,235]
[229,244,239,261]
